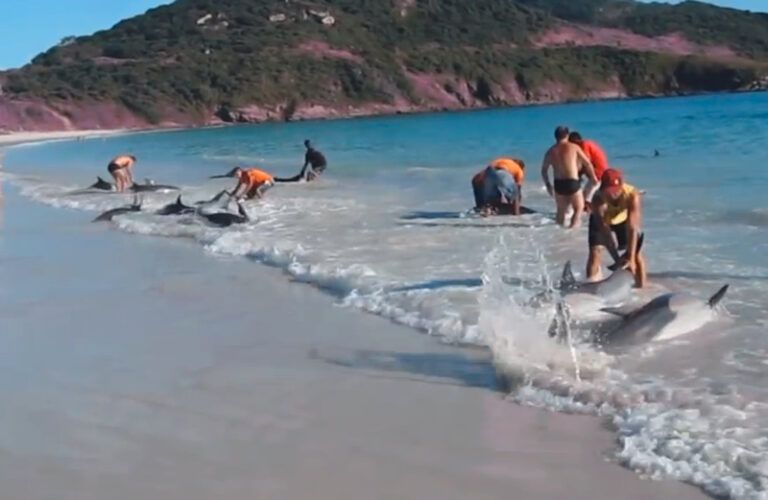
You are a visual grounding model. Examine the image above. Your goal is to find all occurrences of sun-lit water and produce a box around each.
[4,92,768,498]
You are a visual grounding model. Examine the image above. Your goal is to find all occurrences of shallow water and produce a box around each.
[4,92,768,498]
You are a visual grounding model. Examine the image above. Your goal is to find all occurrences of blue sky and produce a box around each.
[1,0,766,69]
[0,0,170,69]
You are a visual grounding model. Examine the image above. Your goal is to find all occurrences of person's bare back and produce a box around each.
[546,142,582,181]
[541,126,597,229]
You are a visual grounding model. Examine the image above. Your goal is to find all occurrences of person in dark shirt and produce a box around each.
[275,140,327,183]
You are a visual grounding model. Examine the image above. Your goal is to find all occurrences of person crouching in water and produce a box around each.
[107,155,136,192]
[588,168,647,288]
[471,158,525,216]
[215,167,275,200]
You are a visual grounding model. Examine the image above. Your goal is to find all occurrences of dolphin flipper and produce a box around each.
[708,285,729,308]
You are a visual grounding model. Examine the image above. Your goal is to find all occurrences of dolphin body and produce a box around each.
[93,197,142,222]
[156,195,195,216]
[89,176,116,191]
[82,177,179,193]
[199,201,250,227]
[560,261,635,305]
[130,179,180,193]
[595,285,729,348]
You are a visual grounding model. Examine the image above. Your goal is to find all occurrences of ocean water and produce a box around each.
[3,92,768,498]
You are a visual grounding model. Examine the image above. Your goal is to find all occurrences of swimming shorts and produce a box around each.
[107,162,122,174]
[554,179,581,196]
[588,216,644,251]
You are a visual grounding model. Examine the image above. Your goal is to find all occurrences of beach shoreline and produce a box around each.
[1,89,765,138]
[0,137,708,499]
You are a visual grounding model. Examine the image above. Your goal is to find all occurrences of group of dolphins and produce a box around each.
[84,177,250,227]
[550,255,729,351]
[80,175,729,353]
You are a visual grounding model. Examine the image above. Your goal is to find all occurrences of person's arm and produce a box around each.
[593,194,621,263]
[626,192,642,266]
[577,148,598,201]
[231,179,247,198]
[541,150,553,197]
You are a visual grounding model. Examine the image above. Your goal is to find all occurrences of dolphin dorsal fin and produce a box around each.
[176,195,183,205]
[708,285,729,308]
[561,261,576,288]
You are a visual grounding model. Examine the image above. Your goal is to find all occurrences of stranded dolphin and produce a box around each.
[560,261,635,305]
[198,200,250,227]
[156,195,195,216]
[93,197,142,222]
[129,179,180,193]
[595,285,729,348]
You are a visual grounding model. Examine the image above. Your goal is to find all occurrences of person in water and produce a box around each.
[230,167,275,200]
[541,126,598,228]
[587,168,647,288]
[107,155,137,192]
[471,157,525,215]
[568,131,609,183]
[275,140,327,183]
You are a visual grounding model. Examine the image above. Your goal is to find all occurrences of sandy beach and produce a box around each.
[0,148,706,499]
[0,129,130,147]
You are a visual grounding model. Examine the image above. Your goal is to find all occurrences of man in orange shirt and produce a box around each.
[568,132,609,182]
[471,157,525,215]
[231,167,275,200]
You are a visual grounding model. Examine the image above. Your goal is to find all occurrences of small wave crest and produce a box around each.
[479,235,768,499]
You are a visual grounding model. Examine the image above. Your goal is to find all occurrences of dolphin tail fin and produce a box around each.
[708,285,729,308]
[561,261,576,288]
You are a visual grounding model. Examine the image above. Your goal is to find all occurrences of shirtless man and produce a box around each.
[540,126,598,229]
[275,140,327,183]
[107,155,136,192]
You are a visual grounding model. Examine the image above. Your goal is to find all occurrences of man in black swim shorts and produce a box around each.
[541,126,598,228]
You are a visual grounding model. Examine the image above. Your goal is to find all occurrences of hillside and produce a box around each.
[2,0,768,131]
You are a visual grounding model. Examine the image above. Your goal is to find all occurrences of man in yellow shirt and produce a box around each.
[587,168,647,288]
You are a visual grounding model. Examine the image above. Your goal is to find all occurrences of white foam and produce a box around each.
[9,172,768,499]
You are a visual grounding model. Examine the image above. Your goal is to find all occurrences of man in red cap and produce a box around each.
[587,168,647,288]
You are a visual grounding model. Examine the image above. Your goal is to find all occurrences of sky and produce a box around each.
[0,0,171,69]
[0,0,766,69]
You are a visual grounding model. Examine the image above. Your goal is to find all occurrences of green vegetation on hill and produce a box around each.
[4,0,768,124]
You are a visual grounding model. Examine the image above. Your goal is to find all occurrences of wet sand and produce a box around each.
[0,175,705,499]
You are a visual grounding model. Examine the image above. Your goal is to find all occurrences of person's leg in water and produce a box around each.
[569,190,585,229]
[471,173,485,210]
[554,194,569,226]
[108,163,121,192]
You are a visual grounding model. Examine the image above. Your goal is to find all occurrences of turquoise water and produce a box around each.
[4,92,768,497]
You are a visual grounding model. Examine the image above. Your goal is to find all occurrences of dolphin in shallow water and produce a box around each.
[130,179,180,193]
[89,176,115,191]
[156,195,195,216]
[560,261,635,305]
[595,285,729,348]
[199,200,250,227]
[93,197,142,222]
